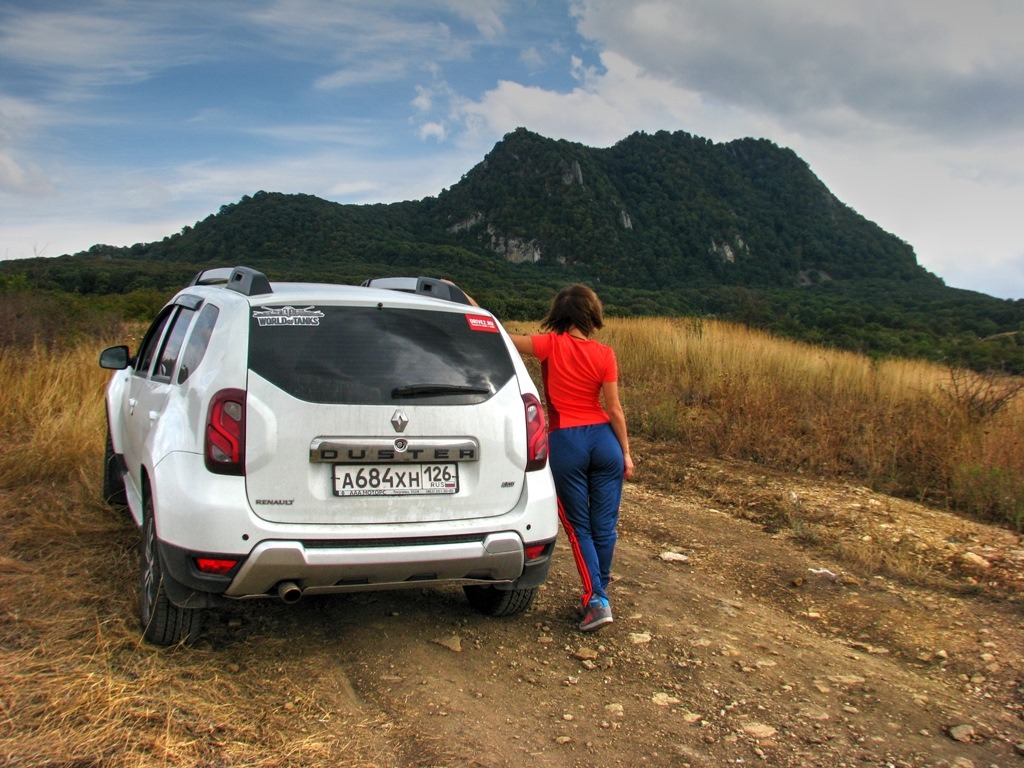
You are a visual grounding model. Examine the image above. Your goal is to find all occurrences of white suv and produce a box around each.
[100,267,557,645]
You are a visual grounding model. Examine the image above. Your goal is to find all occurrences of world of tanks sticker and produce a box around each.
[252,306,325,327]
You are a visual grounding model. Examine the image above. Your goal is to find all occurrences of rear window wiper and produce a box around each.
[391,384,491,399]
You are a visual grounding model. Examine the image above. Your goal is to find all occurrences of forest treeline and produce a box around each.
[2,128,1023,371]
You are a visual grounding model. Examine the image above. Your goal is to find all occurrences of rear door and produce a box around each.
[125,304,196,487]
[122,306,173,494]
[242,302,530,525]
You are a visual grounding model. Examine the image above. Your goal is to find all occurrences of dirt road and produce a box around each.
[192,446,1024,768]
[3,442,1024,767]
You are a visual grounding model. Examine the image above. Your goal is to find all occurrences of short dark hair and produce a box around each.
[540,284,604,335]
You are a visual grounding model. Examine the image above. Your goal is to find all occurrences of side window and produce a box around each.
[153,307,196,383]
[134,308,175,379]
[178,304,220,384]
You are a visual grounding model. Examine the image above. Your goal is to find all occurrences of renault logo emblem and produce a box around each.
[391,409,409,433]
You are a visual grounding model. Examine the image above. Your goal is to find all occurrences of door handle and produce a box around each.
[148,411,159,421]
[129,397,137,415]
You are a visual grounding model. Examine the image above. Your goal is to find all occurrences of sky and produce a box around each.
[1,0,1023,299]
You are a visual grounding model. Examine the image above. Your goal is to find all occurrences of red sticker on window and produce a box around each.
[466,314,499,333]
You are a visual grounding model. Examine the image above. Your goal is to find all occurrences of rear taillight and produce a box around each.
[205,388,246,475]
[525,544,546,561]
[523,393,548,471]
[194,557,239,575]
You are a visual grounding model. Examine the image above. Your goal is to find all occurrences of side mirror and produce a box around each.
[99,345,131,370]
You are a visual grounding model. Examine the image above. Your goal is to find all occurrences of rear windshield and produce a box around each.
[247,305,515,405]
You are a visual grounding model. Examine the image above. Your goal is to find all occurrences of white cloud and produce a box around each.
[412,86,434,112]
[326,180,380,198]
[0,94,51,138]
[418,122,448,142]
[454,51,707,147]
[1,11,153,71]
[519,46,545,71]
[0,152,54,196]
[0,6,215,92]
[573,0,1024,143]
[246,0,460,60]
[248,124,384,147]
[790,133,1024,293]
[442,0,506,40]
[315,61,410,90]
[457,79,627,148]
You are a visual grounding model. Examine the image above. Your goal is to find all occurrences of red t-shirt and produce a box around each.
[531,332,618,431]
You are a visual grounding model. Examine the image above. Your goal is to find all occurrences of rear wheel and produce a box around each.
[102,422,127,507]
[463,585,537,617]
[140,497,203,645]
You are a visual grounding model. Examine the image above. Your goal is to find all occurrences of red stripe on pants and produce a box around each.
[557,497,594,607]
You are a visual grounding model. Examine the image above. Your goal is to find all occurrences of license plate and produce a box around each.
[333,463,459,497]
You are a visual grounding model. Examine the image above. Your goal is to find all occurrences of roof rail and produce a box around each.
[189,266,273,296]
[360,276,470,305]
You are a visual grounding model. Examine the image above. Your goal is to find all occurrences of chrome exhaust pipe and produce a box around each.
[276,581,302,604]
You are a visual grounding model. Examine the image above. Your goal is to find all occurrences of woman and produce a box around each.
[509,285,633,631]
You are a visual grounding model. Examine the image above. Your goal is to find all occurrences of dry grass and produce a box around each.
[512,316,1024,529]
[0,342,390,767]
[3,316,1023,764]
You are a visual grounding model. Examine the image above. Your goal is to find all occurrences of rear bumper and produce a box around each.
[149,451,558,605]
[224,531,554,598]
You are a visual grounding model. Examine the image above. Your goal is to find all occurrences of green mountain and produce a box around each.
[4,128,1023,371]
[432,128,929,288]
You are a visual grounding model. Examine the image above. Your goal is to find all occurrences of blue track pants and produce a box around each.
[548,423,624,607]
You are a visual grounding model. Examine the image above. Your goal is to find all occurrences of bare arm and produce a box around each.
[602,380,634,479]
[511,334,535,357]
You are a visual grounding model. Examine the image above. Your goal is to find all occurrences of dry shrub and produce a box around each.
[0,291,126,349]
[948,404,1024,529]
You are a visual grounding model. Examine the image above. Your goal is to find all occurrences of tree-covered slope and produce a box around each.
[3,128,1022,371]
[430,128,934,289]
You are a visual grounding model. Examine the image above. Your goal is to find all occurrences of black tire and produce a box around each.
[102,420,128,507]
[140,497,203,646]
[463,585,537,617]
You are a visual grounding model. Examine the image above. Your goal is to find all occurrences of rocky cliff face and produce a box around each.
[488,226,542,263]
[562,159,583,186]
